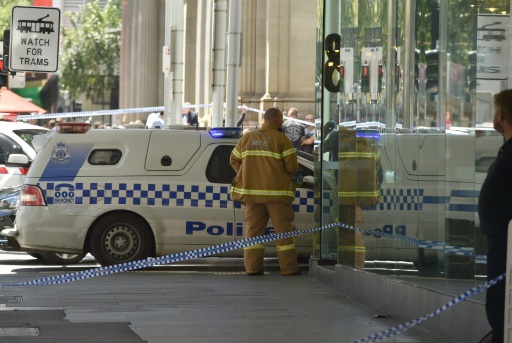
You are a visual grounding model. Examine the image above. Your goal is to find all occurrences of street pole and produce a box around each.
[225,0,242,127]
[164,0,185,125]
[211,0,227,127]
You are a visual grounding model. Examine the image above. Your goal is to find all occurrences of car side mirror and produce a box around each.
[7,154,29,165]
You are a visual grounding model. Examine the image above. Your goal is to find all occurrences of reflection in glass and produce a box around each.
[316,0,510,297]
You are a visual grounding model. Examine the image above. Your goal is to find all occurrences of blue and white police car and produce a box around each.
[3,123,316,266]
[0,121,49,189]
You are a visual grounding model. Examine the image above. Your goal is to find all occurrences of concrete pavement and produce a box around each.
[0,258,457,343]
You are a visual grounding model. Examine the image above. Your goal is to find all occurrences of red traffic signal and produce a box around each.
[361,64,370,93]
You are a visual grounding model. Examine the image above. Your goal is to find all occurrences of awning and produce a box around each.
[0,87,46,114]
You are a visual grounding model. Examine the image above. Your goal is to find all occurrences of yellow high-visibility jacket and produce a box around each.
[230,121,298,204]
[338,128,382,205]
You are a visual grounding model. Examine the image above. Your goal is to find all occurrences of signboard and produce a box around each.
[477,14,509,80]
[9,6,60,72]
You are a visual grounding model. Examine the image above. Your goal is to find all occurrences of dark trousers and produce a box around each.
[486,237,507,343]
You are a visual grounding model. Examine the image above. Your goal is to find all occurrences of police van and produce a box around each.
[356,126,503,277]
[4,123,316,266]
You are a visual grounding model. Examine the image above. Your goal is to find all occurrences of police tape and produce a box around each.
[18,104,213,121]
[1,220,503,342]
[18,104,311,126]
[1,221,488,286]
[17,103,230,121]
[0,222,336,286]
[20,106,166,121]
[353,273,506,343]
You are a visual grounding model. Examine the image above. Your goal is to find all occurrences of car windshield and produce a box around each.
[13,129,48,150]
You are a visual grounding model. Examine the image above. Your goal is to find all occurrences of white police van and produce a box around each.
[356,127,503,277]
[4,123,315,266]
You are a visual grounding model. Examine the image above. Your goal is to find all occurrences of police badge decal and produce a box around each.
[50,142,71,165]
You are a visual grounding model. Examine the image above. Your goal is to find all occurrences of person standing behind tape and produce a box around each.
[282,107,305,150]
[182,102,198,126]
[230,107,301,276]
[478,89,512,343]
[300,113,316,154]
[146,111,164,129]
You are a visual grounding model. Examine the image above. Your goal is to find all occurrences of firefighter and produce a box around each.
[230,107,301,276]
[338,126,382,268]
[324,124,382,268]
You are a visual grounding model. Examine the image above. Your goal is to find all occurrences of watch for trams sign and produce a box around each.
[9,6,61,73]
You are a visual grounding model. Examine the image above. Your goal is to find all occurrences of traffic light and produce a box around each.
[0,60,7,88]
[393,48,400,93]
[395,64,401,93]
[339,63,345,93]
[72,100,82,112]
[2,30,10,73]
[425,49,439,93]
[361,63,370,93]
[377,63,383,93]
[414,49,420,91]
[323,33,343,93]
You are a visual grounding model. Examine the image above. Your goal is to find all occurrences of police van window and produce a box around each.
[88,149,122,165]
[206,145,236,184]
[0,134,24,164]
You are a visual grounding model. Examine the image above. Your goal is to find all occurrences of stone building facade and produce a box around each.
[118,0,317,125]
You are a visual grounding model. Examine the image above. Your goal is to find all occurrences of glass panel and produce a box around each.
[473,0,510,298]
[316,0,510,297]
[315,0,341,261]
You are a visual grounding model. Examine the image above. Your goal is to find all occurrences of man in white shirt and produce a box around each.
[146,111,164,128]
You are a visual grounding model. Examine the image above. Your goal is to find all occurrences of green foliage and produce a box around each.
[60,0,121,100]
[0,0,31,32]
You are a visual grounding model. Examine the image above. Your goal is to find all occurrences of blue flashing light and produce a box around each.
[209,127,243,138]
[356,130,380,141]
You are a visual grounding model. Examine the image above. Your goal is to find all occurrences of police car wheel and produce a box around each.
[90,213,153,266]
[39,252,86,265]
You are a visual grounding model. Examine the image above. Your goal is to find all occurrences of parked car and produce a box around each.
[0,121,50,189]
[0,185,21,249]
[0,121,86,264]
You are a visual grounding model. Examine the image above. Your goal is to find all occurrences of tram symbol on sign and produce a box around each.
[16,14,54,34]
[477,22,506,42]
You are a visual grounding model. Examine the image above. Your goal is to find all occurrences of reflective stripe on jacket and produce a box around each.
[337,128,381,205]
[230,121,298,203]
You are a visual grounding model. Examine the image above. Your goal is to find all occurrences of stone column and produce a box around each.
[262,0,281,102]
[276,0,290,102]
[120,0,161,124]
[192,0,212,120]
[117,0,131,125]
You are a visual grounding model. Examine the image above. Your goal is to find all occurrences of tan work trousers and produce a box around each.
[338,205,366,269]
[243,202,299,275]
